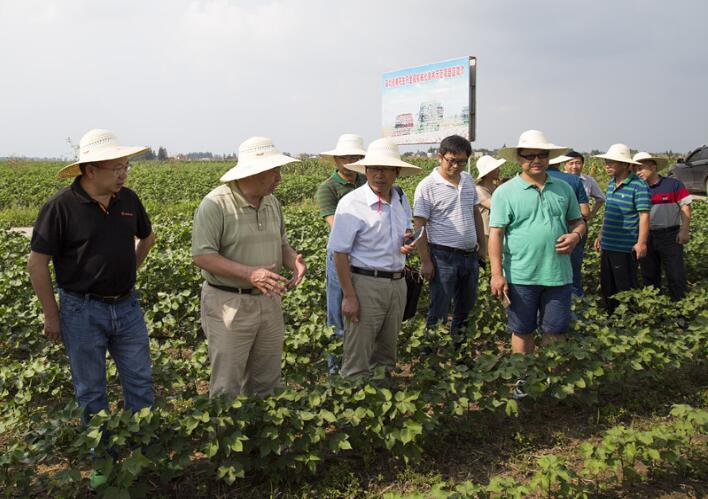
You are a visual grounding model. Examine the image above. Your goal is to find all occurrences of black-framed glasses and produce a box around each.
[518,152,549,161]
[95,163,131,176]
[443,156,469,167]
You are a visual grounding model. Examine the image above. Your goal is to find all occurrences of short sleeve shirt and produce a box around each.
[475,184,494,236]
[600,173,651,253]
[580,174,606,201]
[489,174,582,286]
[191,182,288,288]
[30,177,152,295]
[548,167,589,205]
[328,184,412,272]
[646,176,692,230]
[316,170,366,218]
[413,169,479,250]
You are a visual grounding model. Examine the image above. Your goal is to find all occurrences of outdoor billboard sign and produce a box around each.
[381,56,476,145]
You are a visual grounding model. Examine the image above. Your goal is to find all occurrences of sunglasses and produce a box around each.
[443,156,469,167]
[518,152,550,161]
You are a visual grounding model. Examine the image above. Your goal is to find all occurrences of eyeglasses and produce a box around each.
[518,152,550,161]
[95,164,131,176]
[443,156,469,167]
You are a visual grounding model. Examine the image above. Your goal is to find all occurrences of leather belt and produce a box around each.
[208,282,261,295]
[64,289,132,304]
[650,226,680,234]
[429,243,476,256]
[350,266,404,280]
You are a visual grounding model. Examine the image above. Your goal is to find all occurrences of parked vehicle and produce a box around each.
[669,145,708,195]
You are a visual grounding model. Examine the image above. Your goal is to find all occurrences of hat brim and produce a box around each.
[635,157,669,169]
[220,154,299,182]
[320,147,367,158]
[345,157,421,177]
[549,155,574,166]
[593,153,642,166]
[476,158,506,179]
[57,145,150,178]
[498,145,568,162]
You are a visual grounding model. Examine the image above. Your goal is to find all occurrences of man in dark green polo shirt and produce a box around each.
[317,134,366,372]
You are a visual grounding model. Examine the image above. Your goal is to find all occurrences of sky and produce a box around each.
[1,0,706,159]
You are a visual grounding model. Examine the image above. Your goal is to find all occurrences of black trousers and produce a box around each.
[639,227,687,301]
[600,250,639,314]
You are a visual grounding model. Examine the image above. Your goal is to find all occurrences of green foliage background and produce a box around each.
[0,159,705,496]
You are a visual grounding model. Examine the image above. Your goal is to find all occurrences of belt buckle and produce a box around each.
[393,272,402,279]
[372,269,380,278]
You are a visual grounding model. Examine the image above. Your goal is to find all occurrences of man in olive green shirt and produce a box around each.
[192,137,307,398]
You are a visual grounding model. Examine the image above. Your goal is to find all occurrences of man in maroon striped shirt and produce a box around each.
[633,152,692,300]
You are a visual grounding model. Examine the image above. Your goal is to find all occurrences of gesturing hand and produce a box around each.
[287,254,307,289]
[249,264,288,296]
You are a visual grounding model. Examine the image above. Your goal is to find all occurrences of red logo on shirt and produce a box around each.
[120,211,134,217]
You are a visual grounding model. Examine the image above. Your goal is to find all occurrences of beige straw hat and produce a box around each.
[498,130,568,162]
[594,144,641,165]
[633,152,668,169]
[58,129,149,178]
[220,136,299,182]
[475,155,506,179]
[320,134,367,158]
[344,138,421,177]
[549,154,573,166]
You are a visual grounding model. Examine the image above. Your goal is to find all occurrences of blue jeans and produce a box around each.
[425,246,479,334]
[570,234,586,297]
[59,290,154,424]
[325,251,344,371]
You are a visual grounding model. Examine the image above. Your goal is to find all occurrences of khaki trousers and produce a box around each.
[340,273,406,378]
[200,282,284,398]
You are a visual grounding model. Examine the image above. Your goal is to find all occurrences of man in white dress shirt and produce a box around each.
[328,138,421,378]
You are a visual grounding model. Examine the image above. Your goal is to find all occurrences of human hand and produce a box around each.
[555,233,580,255]
[342,294,360,323]
[594,237,601,252]
[490,274,508,299]
[676,229,690,245]
[421,259,435,280]
[44,314,60,342]
[249,264,288,296]
[287,254,307,289]
[633,242,647,259]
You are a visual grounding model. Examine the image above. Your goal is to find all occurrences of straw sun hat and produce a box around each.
[344,138,421,177]
[593,144,641,165]
[320,134,367,158]
[633,152,668,169]
[549,154,573,166]
[498,130,568,162]
[220,136,299,182]
[475,155,506,179]
[57,129,149,178]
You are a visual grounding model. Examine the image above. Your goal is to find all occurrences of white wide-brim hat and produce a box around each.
[58,129,149,178]
[549,154,573,166]
[476,155,506,179]
[345,138,421,177]
[633,152,668,169]
[320,134,367,158]
[593,144,641,165]
[498,129,568,162]
[220,136,299,182]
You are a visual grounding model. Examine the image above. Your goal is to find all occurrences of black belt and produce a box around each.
[650,226,680,234]
[429,243,476,256]
[208,282,261,295]
[64,289,132,304]
[350,266,404,280]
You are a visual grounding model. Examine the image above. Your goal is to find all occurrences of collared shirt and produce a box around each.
[191,182,288,288]
[31,176,152,295]
[490,174,582,286]
[475,184,495,236]
[645,175,692,230]
[328,183,412,272]
[579,173,606,201]
[413,168,479,250]
[548,167,589,205]
[316,170,366,218]
[601,173,651,253]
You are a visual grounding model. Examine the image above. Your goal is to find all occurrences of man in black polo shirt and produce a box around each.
[27,128,156,424]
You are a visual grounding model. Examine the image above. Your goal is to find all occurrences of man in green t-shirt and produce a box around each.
[316,134,366,373]
[490,130,586,399]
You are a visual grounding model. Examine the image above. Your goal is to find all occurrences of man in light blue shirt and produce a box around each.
[329,138,420,378]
